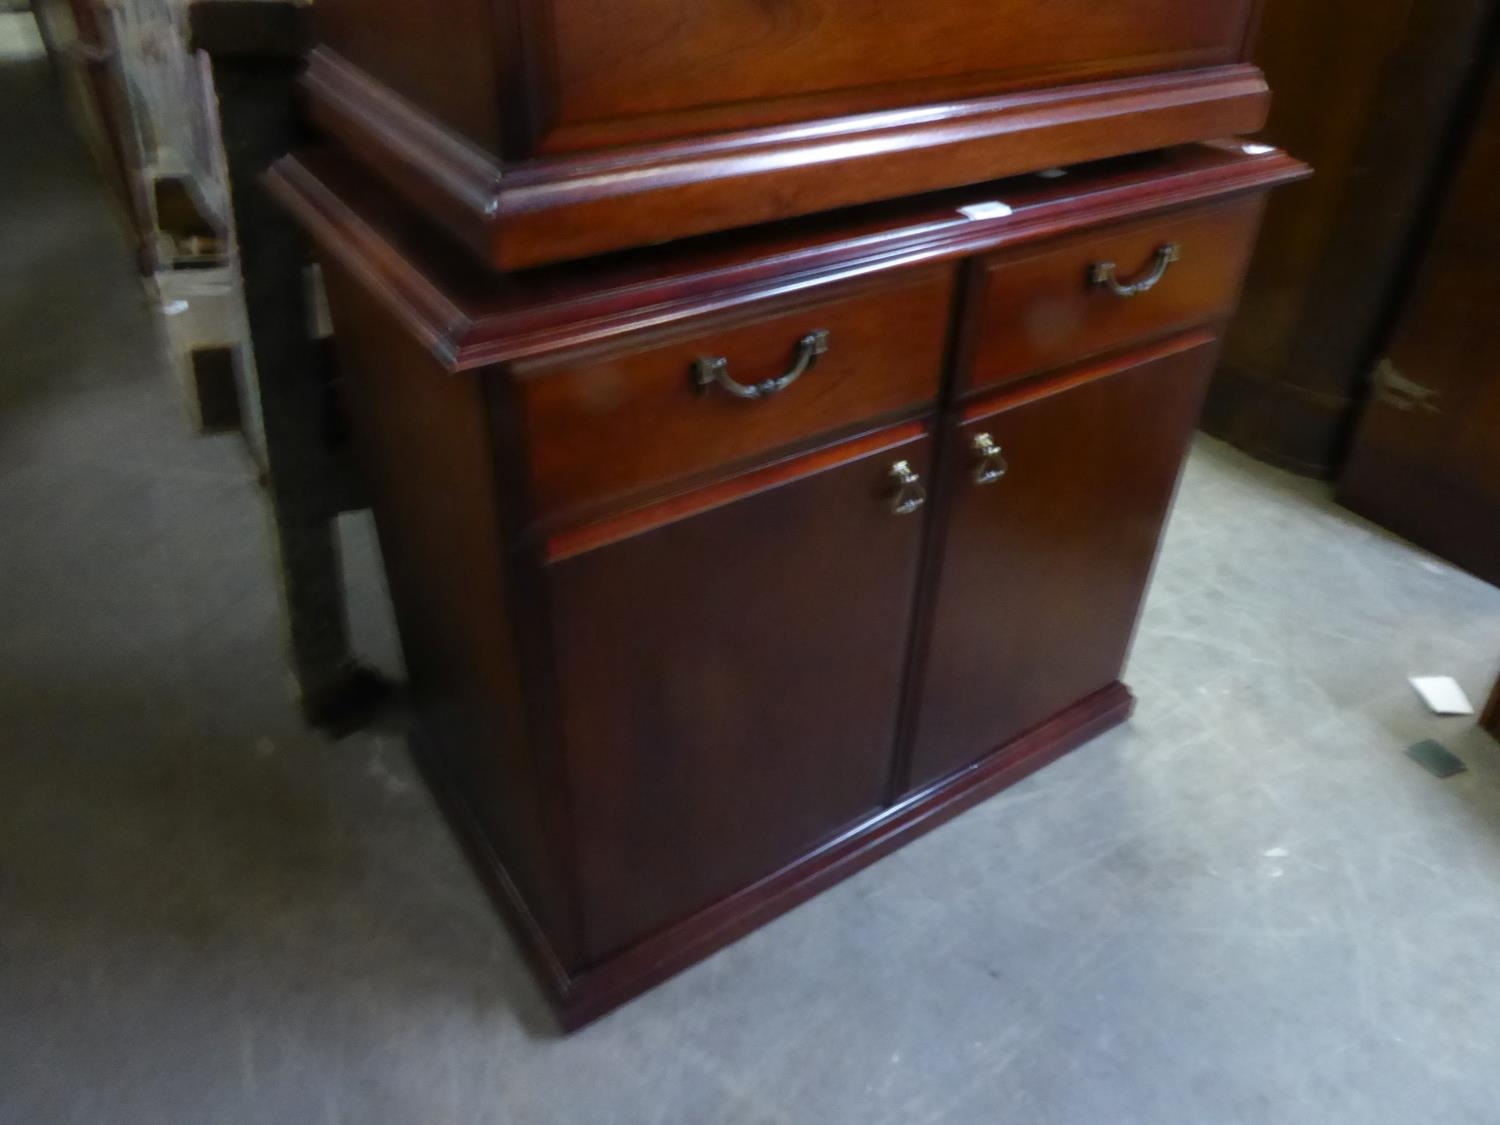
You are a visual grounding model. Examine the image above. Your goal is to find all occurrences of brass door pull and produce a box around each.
[693,329,830,400]
[887,461,927,516]
[971,433,1008,485]
[1089,242,1181,298]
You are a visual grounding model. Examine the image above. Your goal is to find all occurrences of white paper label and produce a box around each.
[957,201,1013,221]
[1409,676,1476,716]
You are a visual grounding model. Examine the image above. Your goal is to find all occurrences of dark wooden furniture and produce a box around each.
[270,142,1306,1027]
[1339,45,1500,587]
[186,0,399,729]
[1204,0,1498,476]
[1483,672,1500,740]
[304,0,1273,268]
[36,0,154,268]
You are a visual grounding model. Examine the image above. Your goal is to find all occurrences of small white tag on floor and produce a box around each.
[1409,676,1476,716]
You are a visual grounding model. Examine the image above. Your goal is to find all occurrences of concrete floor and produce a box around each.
[5,52,1500,1125]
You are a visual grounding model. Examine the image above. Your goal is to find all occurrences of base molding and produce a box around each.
[1338,452,1500,589]
[414,680,1133,1030]
[304,48,1269,270]
[1200,361,1359,479]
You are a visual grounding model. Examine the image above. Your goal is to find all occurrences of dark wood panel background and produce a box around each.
[1338,47,1500,587]
[1204,0,1498,477]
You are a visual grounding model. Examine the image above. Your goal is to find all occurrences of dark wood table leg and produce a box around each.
[193,2,392,732]
[1483,670,1500,740]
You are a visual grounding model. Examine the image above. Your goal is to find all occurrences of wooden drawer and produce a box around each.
[963,197,1263,394]
[516,266,955,521]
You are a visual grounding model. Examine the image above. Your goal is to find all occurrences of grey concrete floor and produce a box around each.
[5,52,1500,1125]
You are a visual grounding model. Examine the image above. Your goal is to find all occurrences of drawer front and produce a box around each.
[542,0,1257,148]
[964,197,1263,394]
[518,266,955,521]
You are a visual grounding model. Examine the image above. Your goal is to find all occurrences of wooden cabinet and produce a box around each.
[272,0,1307,1035]
[1205,0,1497,476]
[303,0,1272,267]
[35,0,153,267]
[1338,47,1500,587]
[908,335,1218,791]
[273,142,1305,1027]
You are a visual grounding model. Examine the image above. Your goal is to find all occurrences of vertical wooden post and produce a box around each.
[1482,668,1500,740]
[190,1,389,730]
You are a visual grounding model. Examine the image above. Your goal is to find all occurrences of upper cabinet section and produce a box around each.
[540,0,1260,150]
[305,0,1271,269]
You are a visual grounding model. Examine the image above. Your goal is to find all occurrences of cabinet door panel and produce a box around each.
[546,425,932,962]
[907,336,1216,792]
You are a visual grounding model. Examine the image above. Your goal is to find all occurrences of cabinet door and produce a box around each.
[544,424,932,961]
[906,336,1216,793]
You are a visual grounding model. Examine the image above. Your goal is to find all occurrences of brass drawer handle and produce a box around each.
[971,433,1008,485]
[693,329,830,401]
[1089,242,1181,298]
[887,461,926,516]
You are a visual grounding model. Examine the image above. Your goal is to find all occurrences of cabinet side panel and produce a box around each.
[319,263,578,966]
[313,0,502,147]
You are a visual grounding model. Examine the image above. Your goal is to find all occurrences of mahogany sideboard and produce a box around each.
[303,0,1273,268]
[270,142,1307,1027]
